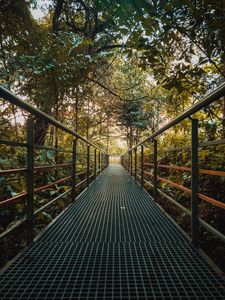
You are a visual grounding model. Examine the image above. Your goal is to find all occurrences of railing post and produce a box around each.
[101,153,103,170]
[134,148,137,180]
[153,139,158,201]
[103,153,106,169]
[105,154,107,168]
[121,155,124,167]
[141,144,144,186]
[98,150,101,172]
[191,118,199,247]
[26,117,34,245]
[130,150,133,175]
[87,145,90,186]
[72,138,77,200]
[94,148,97,179]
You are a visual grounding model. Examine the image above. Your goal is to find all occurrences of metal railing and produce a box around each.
[121,82,225,248]
[0,85,109,245]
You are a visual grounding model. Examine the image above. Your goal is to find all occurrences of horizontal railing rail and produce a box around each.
[0,85,109,247]
[143,163,225,177]
[144,171,225,210]
[121,82,225,250]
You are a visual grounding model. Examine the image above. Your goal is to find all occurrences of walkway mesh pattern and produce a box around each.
[0,165,225,299]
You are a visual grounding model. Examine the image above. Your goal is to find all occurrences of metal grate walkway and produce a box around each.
[0,165,225,299]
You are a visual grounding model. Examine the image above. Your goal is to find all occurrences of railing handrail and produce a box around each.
[128,82,225,152]
[0,85,102,151]
[121,81,225,250]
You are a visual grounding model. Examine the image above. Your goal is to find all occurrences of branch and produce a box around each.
[96,44,126,53]
[88,78,122,99]
[87,78,148,102]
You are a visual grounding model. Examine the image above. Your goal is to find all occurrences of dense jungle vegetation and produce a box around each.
[1,0,225,271]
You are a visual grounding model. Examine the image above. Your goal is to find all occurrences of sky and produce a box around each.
[31,0,51,20]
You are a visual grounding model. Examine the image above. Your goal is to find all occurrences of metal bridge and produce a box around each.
[1,84,225,299]
[0,165,225,299]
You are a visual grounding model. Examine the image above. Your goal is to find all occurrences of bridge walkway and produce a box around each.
[0,165,225,299]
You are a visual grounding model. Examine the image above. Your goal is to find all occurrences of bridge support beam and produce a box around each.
[191,118,199,247]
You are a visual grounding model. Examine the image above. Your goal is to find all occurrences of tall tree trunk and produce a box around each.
[52,0,64,33]
[34,118,48,145]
